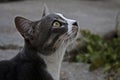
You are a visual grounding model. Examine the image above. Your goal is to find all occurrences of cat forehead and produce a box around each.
[55,13,76,22]
[46,13,65,20]
[45,13,75,22]
[55,13,67,20]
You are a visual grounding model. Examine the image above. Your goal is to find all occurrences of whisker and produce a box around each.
[53,30,77,49]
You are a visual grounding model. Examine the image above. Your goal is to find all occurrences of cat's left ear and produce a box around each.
[42,4,50,17]
[14,16,33,39]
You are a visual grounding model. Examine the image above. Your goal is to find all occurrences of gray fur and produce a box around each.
[15,6,79,80]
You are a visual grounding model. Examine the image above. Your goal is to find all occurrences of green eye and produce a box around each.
[53,21,61,28]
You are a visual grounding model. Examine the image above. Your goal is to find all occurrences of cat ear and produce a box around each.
[42,4,50,17]
[15,16,33,39]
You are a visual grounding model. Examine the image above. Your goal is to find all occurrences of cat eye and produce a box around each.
[53,21,61,28]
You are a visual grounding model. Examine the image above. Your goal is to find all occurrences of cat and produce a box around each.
[0,5,79,80]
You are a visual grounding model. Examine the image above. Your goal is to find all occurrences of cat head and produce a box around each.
[15,5,79,55]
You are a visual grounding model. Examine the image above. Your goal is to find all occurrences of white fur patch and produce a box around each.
[56,13,76,34]
[39,43,66,80]
[39,13,78,80]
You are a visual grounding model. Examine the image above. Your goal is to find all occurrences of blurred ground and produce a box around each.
[0,0,120,80]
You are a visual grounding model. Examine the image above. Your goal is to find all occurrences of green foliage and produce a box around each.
[76,30,120,74]
[74,13,120,80]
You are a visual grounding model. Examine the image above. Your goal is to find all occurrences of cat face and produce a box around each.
[15,5,79,55]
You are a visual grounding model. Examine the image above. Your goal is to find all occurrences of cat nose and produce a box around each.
[72,22,78,26]
[72,21,79,32]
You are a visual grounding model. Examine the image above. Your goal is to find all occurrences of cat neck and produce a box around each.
[19,43,47,65]
[20,43,38,60]
[39,44,66,80]
[21,42,67,80]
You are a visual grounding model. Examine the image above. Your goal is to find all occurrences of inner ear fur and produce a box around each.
[15,16,33,39]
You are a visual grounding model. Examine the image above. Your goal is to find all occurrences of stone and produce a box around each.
[61,62,104,80]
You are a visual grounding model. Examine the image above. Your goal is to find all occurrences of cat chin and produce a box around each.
[38,31,78,56]
[65,32,78,43]
[38,49,55,56]
[38,43,65,56]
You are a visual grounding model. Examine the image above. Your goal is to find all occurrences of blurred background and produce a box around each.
[0,0,120,80]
